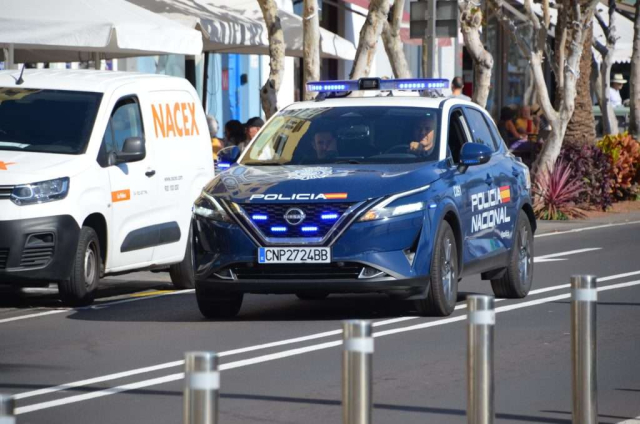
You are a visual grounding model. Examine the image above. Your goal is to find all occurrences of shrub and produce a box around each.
[533,159,586,220]
[559,142,614,211]
[596,133,640,200]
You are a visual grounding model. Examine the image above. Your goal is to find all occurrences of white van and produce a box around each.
[0,70,214,305]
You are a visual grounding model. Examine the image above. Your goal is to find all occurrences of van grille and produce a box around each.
[0,186,13,200]
[0,249,8,269]
[19,247,54,268]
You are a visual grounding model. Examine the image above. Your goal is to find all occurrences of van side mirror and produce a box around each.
[218,145,241,166]
[458,142,491,173]
[115,137,146,164]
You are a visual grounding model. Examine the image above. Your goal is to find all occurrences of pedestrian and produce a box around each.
[244,116,265,147]
[514,105,539,137]
[206,115,224,160]
[224,119,245,150]
[450,76,471,101]
[607,73,627,107]
[498,106,519,144]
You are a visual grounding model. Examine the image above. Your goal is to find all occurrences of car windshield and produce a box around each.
[240,106,440,165]
[0,88,103,155]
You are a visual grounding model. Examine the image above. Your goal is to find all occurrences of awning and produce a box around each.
[0,0,203,64]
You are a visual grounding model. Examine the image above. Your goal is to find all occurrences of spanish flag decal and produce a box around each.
[499,186,511,203]
[324,192,348,200]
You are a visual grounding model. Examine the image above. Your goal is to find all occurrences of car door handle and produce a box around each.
[145,170,156,177]
[485,175,493,186]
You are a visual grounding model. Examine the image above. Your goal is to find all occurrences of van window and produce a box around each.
[0,88,102,154]
[111,99,144,151]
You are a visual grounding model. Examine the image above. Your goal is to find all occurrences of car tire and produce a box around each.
[196,286,243,319]
[58,227,100,307]
[415,221,459,317]
[170,223,195,290]
[295,292,329,300]
[491,210,534,298]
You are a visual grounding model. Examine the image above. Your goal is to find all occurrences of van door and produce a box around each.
[104,95,159,270]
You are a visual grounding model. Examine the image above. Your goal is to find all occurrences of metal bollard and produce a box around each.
[0,394,16,424]
[342,320,373,424]
[184,352,219,424]
[571,275,598,424]
[467,295,495,424]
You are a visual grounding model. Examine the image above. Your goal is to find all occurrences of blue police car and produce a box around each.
[192,78,535,318]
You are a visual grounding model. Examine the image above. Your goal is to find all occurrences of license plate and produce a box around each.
[258,247,331,264]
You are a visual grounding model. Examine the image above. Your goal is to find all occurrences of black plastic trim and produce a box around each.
[121,221,181,253]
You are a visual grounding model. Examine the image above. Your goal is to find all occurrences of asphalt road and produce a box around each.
[1,219,640,424]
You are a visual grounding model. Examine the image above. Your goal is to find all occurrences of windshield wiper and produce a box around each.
[242,161,285,166]
[335,159,361,164]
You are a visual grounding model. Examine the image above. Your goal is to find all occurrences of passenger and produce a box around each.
[409,115,436,154]
[313,130,338,160]
[244,116,265,145]
[224,119,245,150]
[206,115,224,160]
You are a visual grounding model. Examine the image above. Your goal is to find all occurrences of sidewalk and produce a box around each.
[536,201,640,235]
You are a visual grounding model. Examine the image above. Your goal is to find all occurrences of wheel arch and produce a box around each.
[521,202,537,233]
[82,213,108,274]
[441,208,463,271]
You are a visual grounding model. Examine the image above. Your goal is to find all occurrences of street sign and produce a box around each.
[410,0,459,39]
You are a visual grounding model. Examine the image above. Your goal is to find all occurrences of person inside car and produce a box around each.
[409,115,436,154]
[313,130,339,160]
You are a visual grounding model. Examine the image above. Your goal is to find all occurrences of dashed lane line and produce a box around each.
[534,220,640,238]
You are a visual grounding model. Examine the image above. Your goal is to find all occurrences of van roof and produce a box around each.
[0,69,174,93]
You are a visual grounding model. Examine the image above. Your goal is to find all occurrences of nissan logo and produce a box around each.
[284,208,306,225]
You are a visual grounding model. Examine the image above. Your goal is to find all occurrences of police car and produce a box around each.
[192,78,535,318]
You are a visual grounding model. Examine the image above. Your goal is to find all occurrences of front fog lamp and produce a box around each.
[193,192,233,223]
[359,185,430,222]
[11,177,69,206]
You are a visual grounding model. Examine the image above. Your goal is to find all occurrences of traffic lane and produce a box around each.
[17,275,640,424]
[1,223,638,403]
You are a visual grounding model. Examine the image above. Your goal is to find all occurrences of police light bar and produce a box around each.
[306,78,449,93]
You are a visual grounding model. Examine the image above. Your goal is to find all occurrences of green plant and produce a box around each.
[559,142,613,211]
[597,133,640,200]
[533,159,586,220]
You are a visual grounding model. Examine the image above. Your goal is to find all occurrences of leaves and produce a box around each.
[533,159,587,220]
[559,142,614,210]
[596,133,640,200]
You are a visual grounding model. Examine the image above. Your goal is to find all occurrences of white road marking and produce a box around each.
[534,248,602,263]
[618,416,640,424]
[535,220,640,238]
[14,277,640,415]
[0,309,70,325]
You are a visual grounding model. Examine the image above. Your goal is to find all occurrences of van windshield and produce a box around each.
[240,106,440,166]
[0,88,102,155]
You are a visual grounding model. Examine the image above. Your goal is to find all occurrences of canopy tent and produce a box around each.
[0,0,203,65]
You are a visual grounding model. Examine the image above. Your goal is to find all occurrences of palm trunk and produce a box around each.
[258,0,285,119]
[303,0,321,100]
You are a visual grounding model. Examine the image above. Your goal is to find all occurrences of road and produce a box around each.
[1,219,640,424]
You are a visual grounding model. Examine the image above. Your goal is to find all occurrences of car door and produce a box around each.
[104,94,159,270]
[459,106,505,263]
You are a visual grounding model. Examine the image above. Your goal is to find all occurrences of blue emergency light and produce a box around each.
[306,78,449,93]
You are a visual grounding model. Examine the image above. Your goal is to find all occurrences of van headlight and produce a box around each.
[193,192,233,222]
[359,185,430,222]
[11,177,70,206]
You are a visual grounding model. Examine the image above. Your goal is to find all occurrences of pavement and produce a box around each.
[1,212,640,424]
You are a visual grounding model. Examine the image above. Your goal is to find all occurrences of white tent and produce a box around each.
[0,0,203,65]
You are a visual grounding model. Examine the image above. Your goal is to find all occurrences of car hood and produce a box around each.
[205,162,445,203]
[0,150,87,185]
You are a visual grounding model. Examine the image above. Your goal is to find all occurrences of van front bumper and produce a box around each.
[0,215,80,285]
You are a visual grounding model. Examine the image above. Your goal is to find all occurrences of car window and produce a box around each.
[240,106,441,165]
[447,109,471,164]
[464,108,497,151]
[111,99,143,152]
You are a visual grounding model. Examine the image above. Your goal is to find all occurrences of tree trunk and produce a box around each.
[349,0,391,79]
[459,1,493,108]
[564,25,597,145]
[303,0,320,100]
[381,0,411,78]
[630,1,640,138]
[258,0,285,119]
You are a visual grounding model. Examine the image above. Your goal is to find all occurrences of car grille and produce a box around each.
[19,246,54,268]
[238,202,353,239]
[0,185,13,200]
[229,262,363,280]
[0,249,8,269]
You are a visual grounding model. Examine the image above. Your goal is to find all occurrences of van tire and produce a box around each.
[58,227,100,307]
[491,211,534,298]
[170,223,195,290]
[196,287,243,319]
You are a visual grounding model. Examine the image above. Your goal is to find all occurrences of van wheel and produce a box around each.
[170,223,195,290]
[58,227,100,307]
[415,221,459,317]
[491,211,534,298]
[196,286,243,319]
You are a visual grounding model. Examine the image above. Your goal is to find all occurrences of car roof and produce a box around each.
[285,95,473,110]
[0,69,174,93]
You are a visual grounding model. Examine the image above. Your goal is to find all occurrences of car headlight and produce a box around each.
[10,177,70,206]
[193,192,233,222]
[359,185,430,222]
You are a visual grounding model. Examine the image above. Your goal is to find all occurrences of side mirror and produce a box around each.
[217,145,241,167]
[458,142,492,173]
[115,137,146,164]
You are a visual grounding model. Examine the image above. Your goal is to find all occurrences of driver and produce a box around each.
[313,130,338,159]
[409,115,436,154]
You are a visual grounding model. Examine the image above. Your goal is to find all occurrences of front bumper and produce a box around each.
[193,210,433,297]
[0,215,80,285]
